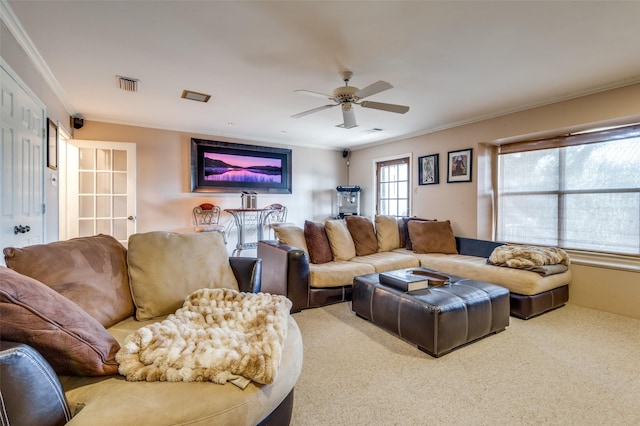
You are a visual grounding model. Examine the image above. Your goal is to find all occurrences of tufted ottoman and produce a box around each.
[351,268,510,357]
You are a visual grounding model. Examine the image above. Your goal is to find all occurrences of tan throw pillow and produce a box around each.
[345,216,378,256]
[402,217,434,250]
[407,220,459,254]
[0,267,120,376]
[375,215,401,252]
[127,231,238,320]
[304,221,333,264]
[324,219,357,261]
[273,224,308,253]
[3,234,133,328]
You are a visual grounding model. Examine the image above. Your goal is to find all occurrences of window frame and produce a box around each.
[496,123,640,270]
[374,155,411,218]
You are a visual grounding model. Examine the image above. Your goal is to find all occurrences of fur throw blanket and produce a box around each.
[488,244,570,275]
[116,288,292,387]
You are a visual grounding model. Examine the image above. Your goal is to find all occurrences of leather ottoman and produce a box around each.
[351,269,510,357]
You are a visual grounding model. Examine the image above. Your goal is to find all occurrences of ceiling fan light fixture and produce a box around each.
[181,90,211,103]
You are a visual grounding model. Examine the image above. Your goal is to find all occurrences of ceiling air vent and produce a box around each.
[117,75,139,92]
[181,90,211,103]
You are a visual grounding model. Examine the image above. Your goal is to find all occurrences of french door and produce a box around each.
[64,140,136,246]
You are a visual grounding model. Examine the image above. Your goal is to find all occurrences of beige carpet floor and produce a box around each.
[290,302,640,425]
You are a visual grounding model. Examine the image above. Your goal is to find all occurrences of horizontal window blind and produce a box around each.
[497,123,640,255]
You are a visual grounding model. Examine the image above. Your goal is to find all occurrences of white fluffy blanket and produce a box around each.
[116,288,292,387]
[488,244,569,274]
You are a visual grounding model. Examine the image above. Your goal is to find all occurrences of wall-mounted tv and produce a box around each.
[191,138,292,194]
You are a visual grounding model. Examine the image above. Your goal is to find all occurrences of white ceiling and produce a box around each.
[5,0,640,150]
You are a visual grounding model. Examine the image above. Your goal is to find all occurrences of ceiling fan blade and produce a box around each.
[354,80,393,99]
[293,89,333,99]
[360,101,410,114]
[337,108,357,129]
[291,104,336,118]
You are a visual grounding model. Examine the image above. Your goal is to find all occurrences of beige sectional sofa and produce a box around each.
[258,215,571,319]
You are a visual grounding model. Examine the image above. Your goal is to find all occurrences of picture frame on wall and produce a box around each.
[447,148,472,183]
[418,154,439,185]
[47,118,58,170]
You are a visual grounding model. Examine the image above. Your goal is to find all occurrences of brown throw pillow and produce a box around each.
[3,234,133,328]
[304,221,333,264]
[0,267,120,376]
[408,220,459,254]
[345,216,378,256]
[402,217,434,250]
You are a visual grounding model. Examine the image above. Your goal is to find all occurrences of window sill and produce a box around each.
[566,249,640,273]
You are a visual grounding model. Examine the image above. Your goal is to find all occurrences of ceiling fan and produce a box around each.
[291,71,410,129]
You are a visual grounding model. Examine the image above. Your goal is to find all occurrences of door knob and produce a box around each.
[14,225,31,235]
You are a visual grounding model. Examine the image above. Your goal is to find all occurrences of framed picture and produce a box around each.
[191,138,292,193]
[418,154,439,185]
[447,148,472,183]
[47,118,58,170]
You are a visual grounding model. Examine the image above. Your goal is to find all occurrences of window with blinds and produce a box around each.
[497,123,640,255]
[376,157,410,217]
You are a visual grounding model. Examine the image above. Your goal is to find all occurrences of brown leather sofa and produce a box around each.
[258,218,571,319]
[1,232,302,426]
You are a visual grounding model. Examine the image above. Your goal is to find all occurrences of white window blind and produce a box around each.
[497,124,640,255]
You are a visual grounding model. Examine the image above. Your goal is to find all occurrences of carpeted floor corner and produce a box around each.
[290,302,640,425]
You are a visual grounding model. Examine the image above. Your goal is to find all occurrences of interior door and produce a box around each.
[65,140,136,246]
[0,61,46,259]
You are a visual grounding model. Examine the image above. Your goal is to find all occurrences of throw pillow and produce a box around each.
[324,219,357,261]
[345,216,378,256]
[273,224,309,253]
[402,217,434,250]
[127,231,239,320]
[304,221,333,264]
[3,234,133,328]
[375,215,401,252]
[407,220,459,254]
[0,267,120,376]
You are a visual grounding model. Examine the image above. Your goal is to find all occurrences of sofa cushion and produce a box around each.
[0,267,120,376]
[350,251,420,272]
[3,234,133,328]
[308,261,375,288]
[273,224,308,253]
[401,217,434,250]
[375,215,401,252]
[304,221,333,264]
[324,219,357,261]
[127,231,238,320]
[345,216,378,256]
[407,220,459,254]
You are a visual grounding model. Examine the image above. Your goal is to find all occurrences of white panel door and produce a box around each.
[66,140,136,246]
[0,62,46,259]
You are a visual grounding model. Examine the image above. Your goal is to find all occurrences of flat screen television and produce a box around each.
[191,138,292,194]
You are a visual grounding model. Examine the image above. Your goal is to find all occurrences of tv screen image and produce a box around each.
[191,138,292,194]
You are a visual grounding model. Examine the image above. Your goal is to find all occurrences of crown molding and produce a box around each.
[1,0,75,115]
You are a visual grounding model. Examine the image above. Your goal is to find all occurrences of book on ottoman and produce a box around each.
[379,268,450,291]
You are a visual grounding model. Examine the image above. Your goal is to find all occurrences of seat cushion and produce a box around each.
[3,234,133,328]
[350,252,420,272]
[127,231,238,320]
[308,261,375,288]
[58,316,303,426]
[0,267,120,376]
